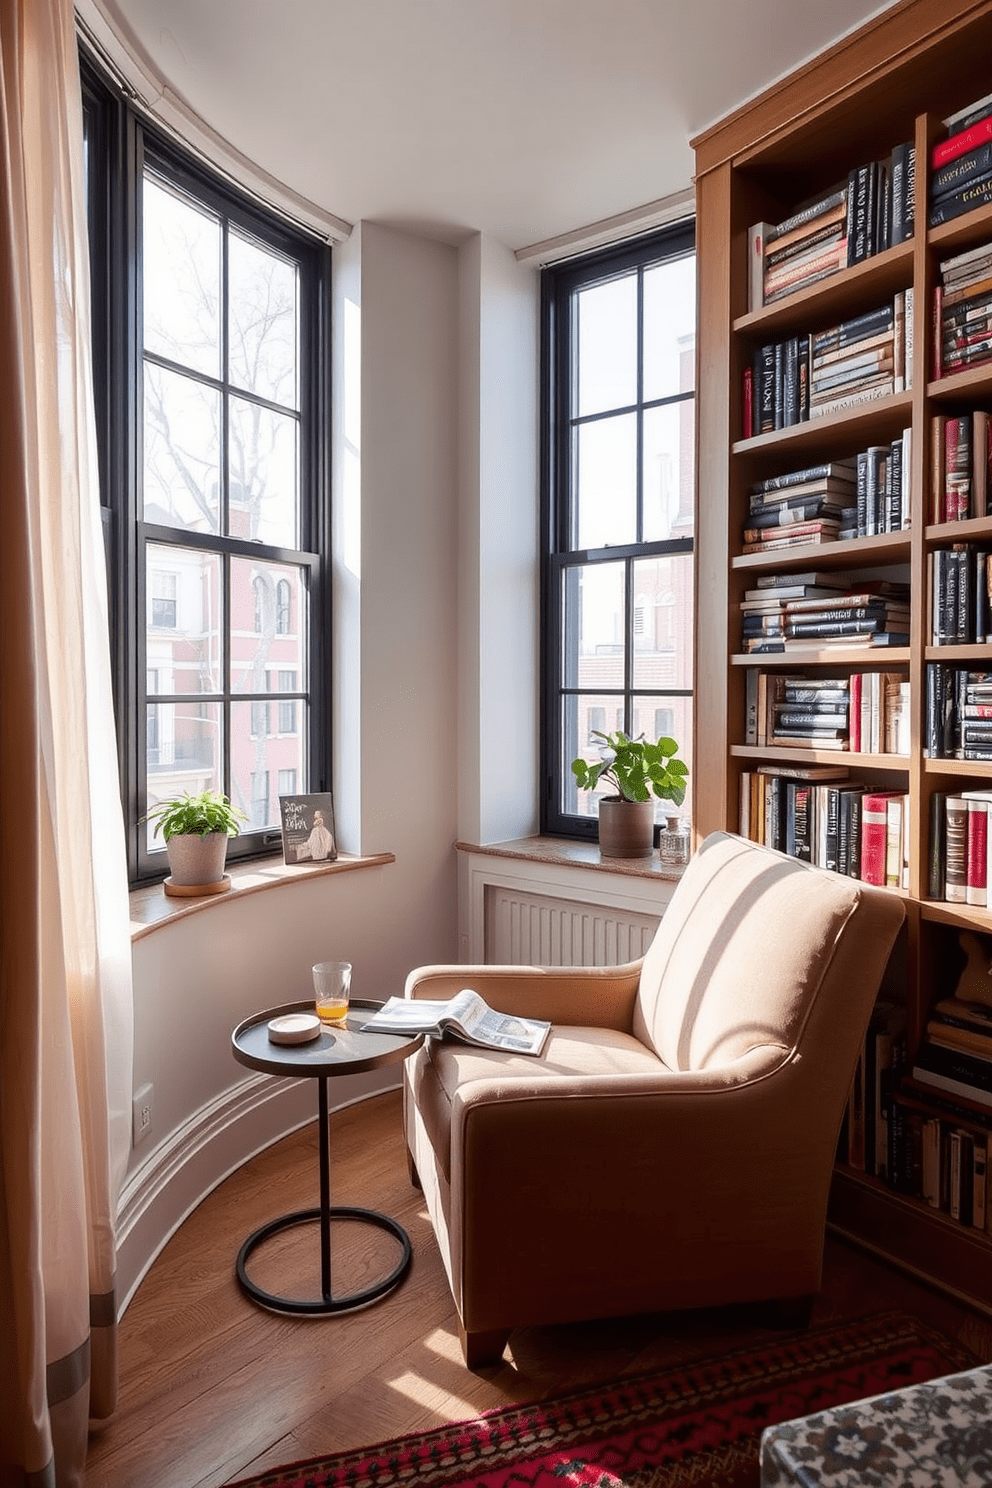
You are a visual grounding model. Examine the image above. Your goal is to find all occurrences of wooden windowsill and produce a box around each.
[129,851,396,942]
[455,835,686,882]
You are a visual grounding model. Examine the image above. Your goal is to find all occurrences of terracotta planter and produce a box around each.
[598,798,655,859]
[165,830,230,887]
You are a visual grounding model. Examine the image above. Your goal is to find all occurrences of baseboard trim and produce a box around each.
[115,1067,399,1313]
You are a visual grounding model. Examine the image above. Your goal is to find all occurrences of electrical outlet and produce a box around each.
[132,1083,153,1144]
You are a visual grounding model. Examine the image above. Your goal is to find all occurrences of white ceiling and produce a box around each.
[99,0,897,254]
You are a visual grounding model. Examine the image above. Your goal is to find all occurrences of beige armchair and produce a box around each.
[403,831,906,1368]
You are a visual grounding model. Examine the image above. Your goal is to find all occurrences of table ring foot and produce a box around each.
[235,1205,412,1316]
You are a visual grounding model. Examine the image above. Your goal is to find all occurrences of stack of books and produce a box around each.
[744,666,908,757]
[928,91,992,228]
[762,674,851,749]
[930,412,992,521]
[747,142,915,311]
[933,242,992,377]
[928,544,992,644]
[809,300,910,419]
[914,990,992,1112]
[743,295,912,435]
[741,580,911,653]
[924,665,992,760]
[743,460,857,552]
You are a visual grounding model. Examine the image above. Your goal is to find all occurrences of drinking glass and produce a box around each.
[313,961,351,1023]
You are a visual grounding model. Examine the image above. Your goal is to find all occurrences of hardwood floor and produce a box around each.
[84,1089,992,1488]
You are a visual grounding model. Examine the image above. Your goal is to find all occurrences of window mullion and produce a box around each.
[636,266,645,547]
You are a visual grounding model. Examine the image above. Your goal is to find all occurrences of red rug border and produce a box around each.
[224,1308,982,1488]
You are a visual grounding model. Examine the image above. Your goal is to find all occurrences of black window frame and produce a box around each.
[540,223,696,841]
[80,47,332,885]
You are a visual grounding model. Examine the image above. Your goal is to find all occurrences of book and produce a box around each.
[946,796,969,904]
[860,791,901,885]
[361,990,551,1056]
[752,463,857,494]
[933,112,992,171]
[766,186,848,243]
[915,1037,992,1092]
[966,797,989,907]
[943,91,992,135]
[747,221,773,312]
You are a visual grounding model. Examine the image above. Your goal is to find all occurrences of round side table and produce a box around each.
[231,998,423,1317]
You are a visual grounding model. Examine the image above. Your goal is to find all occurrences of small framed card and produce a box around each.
[279,793,337,865]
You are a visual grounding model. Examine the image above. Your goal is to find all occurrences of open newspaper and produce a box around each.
[362,989,550,1056]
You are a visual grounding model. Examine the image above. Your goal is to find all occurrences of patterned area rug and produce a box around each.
[225,1311,979,1488]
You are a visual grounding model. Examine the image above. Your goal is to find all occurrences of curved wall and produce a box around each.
[118,225,465,1308]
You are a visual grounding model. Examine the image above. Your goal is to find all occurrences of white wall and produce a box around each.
[119,222,469,1306]
[457,234,540,845]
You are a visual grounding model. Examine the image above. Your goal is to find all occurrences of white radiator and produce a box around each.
[484,885,661,967]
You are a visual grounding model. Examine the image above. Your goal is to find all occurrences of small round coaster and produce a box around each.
[267,1013,322,1045]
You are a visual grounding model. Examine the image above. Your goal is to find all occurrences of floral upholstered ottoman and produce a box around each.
[760,1364,992,1486]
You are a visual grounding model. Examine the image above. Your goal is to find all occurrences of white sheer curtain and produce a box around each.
[0,0,134,1483]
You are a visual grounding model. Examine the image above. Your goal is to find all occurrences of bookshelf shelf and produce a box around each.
[926,757,992,777]
[928,199,992,253]
[732,744,909,771]
[732,392,914,458]
[924,643,992,661]
[732,240,915,337]
[731,531,912,573]
[921,899,992,929]
[732,649,911,668]
[693,0,992,1309]
[927,365,992,401]
[925,515,992,541]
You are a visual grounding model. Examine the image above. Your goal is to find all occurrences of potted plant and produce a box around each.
[141,789,247,896]
[571,730,689,859]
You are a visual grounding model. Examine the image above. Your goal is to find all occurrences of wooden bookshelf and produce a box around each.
[692,0,992,1309]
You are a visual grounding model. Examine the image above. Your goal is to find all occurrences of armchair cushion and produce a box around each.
[634,830,863,1070]
[408,1025,664,1183]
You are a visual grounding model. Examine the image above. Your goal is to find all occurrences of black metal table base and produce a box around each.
[236,1204,413,1315]
[235,1070,414,1315]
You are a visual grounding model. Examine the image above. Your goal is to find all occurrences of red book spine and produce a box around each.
[860,792,893,885]
[849,672,862,753]
[967,799,989,907]
[932,114,992,169]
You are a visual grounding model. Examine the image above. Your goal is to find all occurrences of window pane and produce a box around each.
[231,557,306,691]
[144,701,222,852]
[642,402,695,542]
[573,413,636,549]
[143,175,220,379]
[632,553,694,690]
[562,561,626,690]
[146,544,222,692]
[229,396,299,548]
[632,693,693,822]
[573,275,637,416]
[643,255,696,401]
[229,230,299,409]
[560,693,628,819]
[230,700,307,829]
[143,364,221,533]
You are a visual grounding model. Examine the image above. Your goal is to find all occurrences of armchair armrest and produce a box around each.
[404,961,642,1032]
